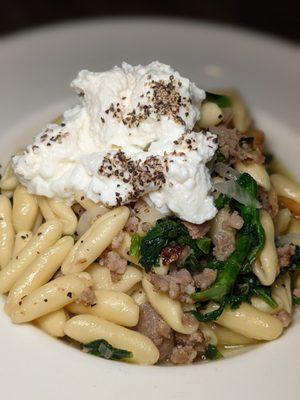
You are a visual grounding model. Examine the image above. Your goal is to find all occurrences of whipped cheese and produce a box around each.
[12,61,218,224]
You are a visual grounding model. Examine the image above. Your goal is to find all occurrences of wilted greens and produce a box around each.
[82,339,133,361]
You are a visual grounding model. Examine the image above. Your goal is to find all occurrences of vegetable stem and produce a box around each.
[191,234,251,302]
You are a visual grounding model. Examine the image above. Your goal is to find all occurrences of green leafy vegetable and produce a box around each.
[191,234,251,302]
[206,92,231,108]
[232,273,278,309]
[293,246,300,265]
[196,237,212,254]
[234,173,265,265]
[129,233,142,260]
[207,259,225,270]
[293,295,300,305]
[214,193,230,210]
[139,219,188,272]
[252,288,278,308]
[192,173,265,303]
[191,296,229,322]
[82,339,133,361]
[183,253,203,271]
[137,217,212,272]
[204,344,223,360]
[192,273,278,322]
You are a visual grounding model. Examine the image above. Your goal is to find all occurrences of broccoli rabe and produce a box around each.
[82,339,133,361]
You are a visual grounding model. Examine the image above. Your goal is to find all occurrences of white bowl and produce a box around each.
[0,18,299,400]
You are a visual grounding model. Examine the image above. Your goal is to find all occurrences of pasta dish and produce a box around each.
[0,61,299,365]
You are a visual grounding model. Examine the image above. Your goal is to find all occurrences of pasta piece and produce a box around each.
[64,314,159,365]
[114,231,140,265]
[235,161,271,191]
[253,210,278,285]
[62,207,129,274]
[288,217,300,233]
[134,202,162,231]
[153,260,169,276]
[198,102,223,129]
[270,174,300,206]
[75,192,108,216]
[142,277,198,335]
[12,185,39,232]
[181,303,197,312]
[37,196,55,220]
[76,211,92,238]
[207,322,257,345]
[10,274,90,323]
[87,263,142,292]
[36,309,69,337]
[12,230,33,258]
[230,90,252,132]
[217,89,251,132]
[250,296,281,314]
[198,322,218,346]
[0,195,15,269]
[1,189,14,199]
[208,302,283,340]
[130,285,147,306]
[274,208,291,236]
[38,197,77,235]
[0,161,18,191]
[66,289,139,327]
[0,220,63,294]
[294,271,300,295]
[32,212,43,234]
[287,218,300,245]
[47,199,78,235]
[6,236,74,312]
[77,272,93,287]
[272,273,292,314]
[278,197,300,216]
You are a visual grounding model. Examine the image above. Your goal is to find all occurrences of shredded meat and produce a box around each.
[213,232,235,261]
[124,200,151,234]
[277,244,296,268]
[193,268,218,290]
[259,187,279,218]
[226,210,244,230]
[161,245,185,265]
[170,331,206,365]
[78,287,97,307]
[150,269,195,303]
[99,251,127,282]
[211,208,244,261]
[211,125,265,164]
[181,221,211,239]
[141,222,151,232]
[135,304,205,364]
[276,310,292,328]
[135,303,174,361]
[111,231,125,249]
[125,211,139,233]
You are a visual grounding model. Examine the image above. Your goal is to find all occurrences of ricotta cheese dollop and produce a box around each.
[12,61,218,224]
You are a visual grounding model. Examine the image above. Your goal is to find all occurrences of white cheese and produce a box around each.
[12,61,218,224]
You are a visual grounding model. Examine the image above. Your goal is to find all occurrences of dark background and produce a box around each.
[0,0,300,42]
